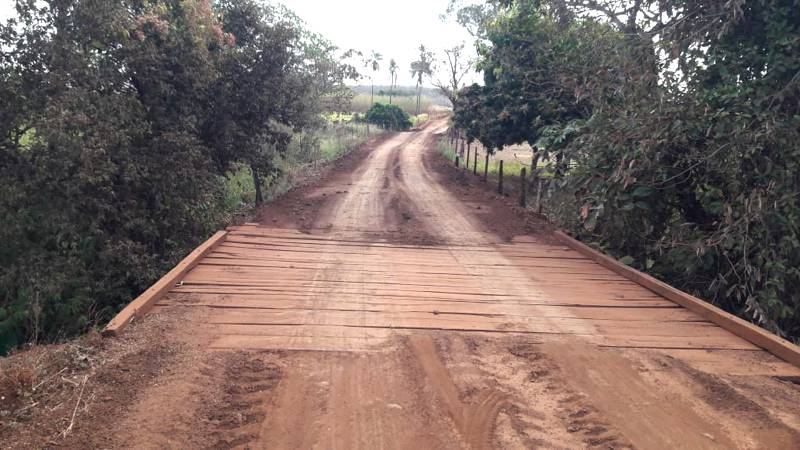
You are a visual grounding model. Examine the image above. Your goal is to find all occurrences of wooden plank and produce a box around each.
[197,260,618,280]
[163,290,673,308]
[102,231,228,336]
[201,309,751,346]
[159,294,699,321]
[553,230,800,367]
[647,349,800,377]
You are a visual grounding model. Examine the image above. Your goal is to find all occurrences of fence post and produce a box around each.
[535,179,543,213]
[465,145,470,171]
[483,152,489,182]
[498,160,504,195]
[473,150,478,175]
[455,155,460,168]
[519,167,527,207]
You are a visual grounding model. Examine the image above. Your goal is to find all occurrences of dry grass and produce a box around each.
[0,332,103,418]
[350,93,436,116]
[0,311,185,448]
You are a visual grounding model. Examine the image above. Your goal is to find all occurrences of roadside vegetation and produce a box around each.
[349,85,449,119]
[365,103,413,131]
[437,140,527,179]
[223,121,377,216]
[0,0,361,354]
[449,0,800,341]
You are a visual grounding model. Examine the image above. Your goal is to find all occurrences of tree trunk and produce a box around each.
[416,83,421,116]
[529,151,540,192]
[251,164,263,206]
[498,160,504,195]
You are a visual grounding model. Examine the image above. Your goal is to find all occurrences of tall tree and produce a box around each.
[364,50,383,105]
[410,45,433,115]
[432,43,473,106]
[388,58,399,105]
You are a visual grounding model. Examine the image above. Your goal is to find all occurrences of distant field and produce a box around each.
[350,93,440,116]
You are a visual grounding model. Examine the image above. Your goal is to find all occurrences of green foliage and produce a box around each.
[0,0,355,353]
[364,103,413,131]
[454,0,800,341]
[317,121,375,160]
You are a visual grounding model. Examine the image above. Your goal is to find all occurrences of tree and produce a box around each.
[388,58,399,105]
[208,0,359,205]
[364,51,383,105]
[453,0,800,341]
[0,0,359,353]
[364,103,412,131]
[432,43,473,106]
[410,45,433,115]
[0,0,232,351]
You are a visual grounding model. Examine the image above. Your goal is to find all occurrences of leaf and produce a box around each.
[631,186,653,198]
[619,256,635,266]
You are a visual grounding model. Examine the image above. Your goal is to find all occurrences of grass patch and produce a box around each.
[438,139,527,177]
[318,122,372,160]
[411,113,429,127]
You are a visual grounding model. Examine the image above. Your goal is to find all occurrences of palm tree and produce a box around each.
[410,45,433,116]
[364,51,383,105]
[388,59,398,105]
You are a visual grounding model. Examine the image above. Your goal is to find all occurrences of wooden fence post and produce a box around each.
[455,155,460,168]
[465,145,470,171]
[498,160,504,195]
[535,179,543,213]
[483,152,489,182]
[519,167,527,207]
[473,150,478,175]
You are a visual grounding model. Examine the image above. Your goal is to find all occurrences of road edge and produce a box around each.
[553,230,800,367]
[102,230,228,337]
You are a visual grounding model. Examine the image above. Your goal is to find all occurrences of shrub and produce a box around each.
[364,103,412,131]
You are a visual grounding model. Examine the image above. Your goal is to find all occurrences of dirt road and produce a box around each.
[13,119,800,449]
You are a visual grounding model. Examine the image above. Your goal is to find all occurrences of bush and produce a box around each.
[452,0,800,341]
[0,0,356,354]
[364,103,412,131]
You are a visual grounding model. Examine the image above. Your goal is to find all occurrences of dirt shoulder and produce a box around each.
[253,132,394,231]
[421,140,554,243]
[0,309,190,449]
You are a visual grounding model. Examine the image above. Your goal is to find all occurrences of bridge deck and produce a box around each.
[154,225,800,377]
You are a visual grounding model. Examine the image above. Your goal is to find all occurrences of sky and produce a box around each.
[0,0,481,87]
[0,2,13,22]
[282,0,480,87]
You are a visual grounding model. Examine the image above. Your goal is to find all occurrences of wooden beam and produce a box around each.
[102,230,228,336]
[553,230,800,367]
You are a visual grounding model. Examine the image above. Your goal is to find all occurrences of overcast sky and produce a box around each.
[0,0,480,87]
[0,2,13,22]
[282,0,479,87]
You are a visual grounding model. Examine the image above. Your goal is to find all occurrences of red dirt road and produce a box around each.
[7,119,800,449]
